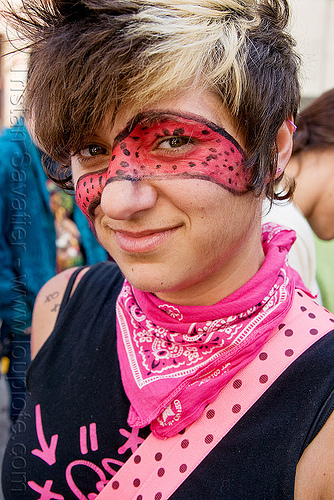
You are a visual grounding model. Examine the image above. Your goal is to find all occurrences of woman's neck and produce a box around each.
[154,225,265,306]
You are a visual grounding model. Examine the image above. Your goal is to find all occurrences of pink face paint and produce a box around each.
[75,112,249,222]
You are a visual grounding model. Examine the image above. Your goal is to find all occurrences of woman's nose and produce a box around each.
[100,178,158,220]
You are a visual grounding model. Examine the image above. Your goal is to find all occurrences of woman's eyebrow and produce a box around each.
[113,111,182,142]
[113,110,244,156]
[72,132,111,155]
[113,110,216,146]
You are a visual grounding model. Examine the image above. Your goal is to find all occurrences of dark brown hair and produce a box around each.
[293,88,334,155]
[3,0,300,200]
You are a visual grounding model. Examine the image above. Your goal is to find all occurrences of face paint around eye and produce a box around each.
[75,171,106,225]
[75,111,249,224]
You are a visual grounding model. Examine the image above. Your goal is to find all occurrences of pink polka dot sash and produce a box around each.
[116,224,304,439]
[97,287,334,499]
[75,111,249,224]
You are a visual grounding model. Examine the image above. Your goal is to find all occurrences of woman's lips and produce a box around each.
[114,227,179,253]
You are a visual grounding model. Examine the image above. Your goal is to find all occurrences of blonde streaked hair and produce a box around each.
[112,0,257,110]
[3,0,300,200]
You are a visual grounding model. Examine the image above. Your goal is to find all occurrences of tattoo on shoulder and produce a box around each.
[51,303,61,313]
[44,291,61,312]
[44,291,59,303]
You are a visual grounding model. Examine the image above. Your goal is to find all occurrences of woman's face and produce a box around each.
[289,148,334,240]
[71,89,264,305]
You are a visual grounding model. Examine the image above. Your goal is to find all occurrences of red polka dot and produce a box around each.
[297,291,303,297]
[112,481,119,490]
[284,329,293,337]
[134,455,141,464]
[157,467,165,477]
[206,409,215,419]
[259,352,268,361]
[330,318,334,323]
[233,379,242,389]
[137,496,143,500]
[179,428,186,435]
[308,313,316,319]
[259,374,268,384]
[181,439,189,449]
[278,323,285,330]
[232,404,241,413]
[155,493,162,500]
[155,452,162,461]
[310,329,318,335]
[133,478,141,487]
[179,463,187,473]
[205,434,214,444]
[285,349,294,357]
[300,306,307,312]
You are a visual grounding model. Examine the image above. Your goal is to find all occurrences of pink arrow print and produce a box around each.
[32,404,58,466]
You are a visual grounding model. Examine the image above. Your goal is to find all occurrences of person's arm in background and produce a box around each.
[0,131,31,346]
[0,155,20,371]
[0,124,33,421]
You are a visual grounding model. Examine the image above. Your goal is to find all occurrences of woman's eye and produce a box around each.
[157,136,192,149]
[79,144,108,157]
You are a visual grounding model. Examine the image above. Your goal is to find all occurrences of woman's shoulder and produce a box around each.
[31,266,91,358]
[31,262,123,358]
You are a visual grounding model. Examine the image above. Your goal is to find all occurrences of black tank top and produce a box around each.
[2,262,334,499]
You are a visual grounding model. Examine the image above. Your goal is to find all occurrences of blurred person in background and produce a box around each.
[263,88,334,310]
[0,118,107,422]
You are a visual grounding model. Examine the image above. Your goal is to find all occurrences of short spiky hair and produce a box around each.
[4,0,300,199]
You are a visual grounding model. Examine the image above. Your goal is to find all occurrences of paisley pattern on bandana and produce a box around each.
[116,224,307,438]
[75,112,249,223]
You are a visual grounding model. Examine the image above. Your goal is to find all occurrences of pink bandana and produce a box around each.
[116,223,305,438]
[75,112,249,223]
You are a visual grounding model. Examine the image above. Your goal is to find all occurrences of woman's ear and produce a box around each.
[275,118,295,179]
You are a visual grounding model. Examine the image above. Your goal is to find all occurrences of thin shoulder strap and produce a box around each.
[302,387,334,453]
[58,266,89,314]
[96,289,334,500]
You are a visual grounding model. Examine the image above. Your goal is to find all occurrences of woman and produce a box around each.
[288,90,334,313]
[288,88,334,241]
[2,1,334,499]
[264,89,334,308]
